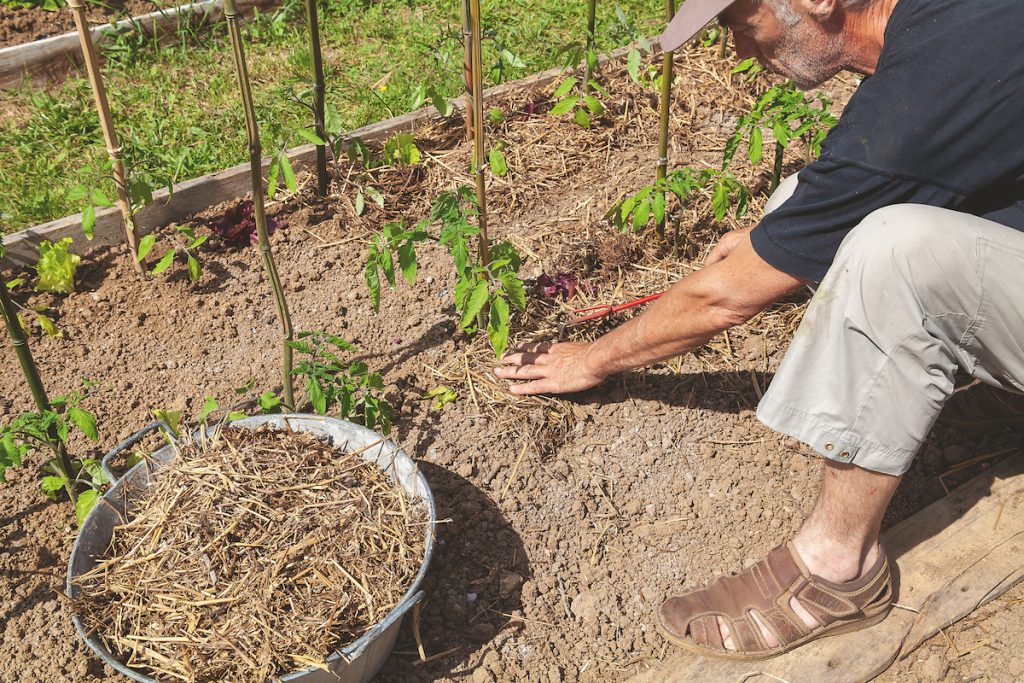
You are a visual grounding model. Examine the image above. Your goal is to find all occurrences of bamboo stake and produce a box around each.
[771,140,784,192]
[719,25,729,58]
[224,0,295,409]
[654,0,676,239]
[467,0,490,267]
[304,0,328,196]
[582,0,597,94]
[0,276,77,504]
[460,0,474,143]
[66,0,143,274]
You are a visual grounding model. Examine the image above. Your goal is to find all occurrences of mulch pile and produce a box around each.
[73,426,427,682]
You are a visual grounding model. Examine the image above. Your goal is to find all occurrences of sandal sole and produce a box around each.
[655,600,893,662]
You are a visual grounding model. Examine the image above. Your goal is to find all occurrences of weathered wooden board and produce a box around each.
[628,454,1024,683]
[0,43,638,268]
[0,0,279,89]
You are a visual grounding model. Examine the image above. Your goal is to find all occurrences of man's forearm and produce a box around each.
[583,237,805,377]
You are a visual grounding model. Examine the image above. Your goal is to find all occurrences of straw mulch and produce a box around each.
[73,427,428,683]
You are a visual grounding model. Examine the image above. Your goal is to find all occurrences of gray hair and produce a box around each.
[766,0,876,26]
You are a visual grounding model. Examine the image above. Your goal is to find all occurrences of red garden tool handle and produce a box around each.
[566,290,667,326]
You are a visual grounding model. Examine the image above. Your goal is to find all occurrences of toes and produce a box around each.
[790,596,820,632]
[717,616,735,651]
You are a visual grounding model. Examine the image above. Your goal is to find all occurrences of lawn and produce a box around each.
[0,0,665,234]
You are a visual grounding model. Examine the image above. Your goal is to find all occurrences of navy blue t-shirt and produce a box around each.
[750,0,1024,282]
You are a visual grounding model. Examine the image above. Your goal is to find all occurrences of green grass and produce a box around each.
[0,0,664,235]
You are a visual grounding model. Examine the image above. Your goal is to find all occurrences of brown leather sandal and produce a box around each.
[656,541,893,661]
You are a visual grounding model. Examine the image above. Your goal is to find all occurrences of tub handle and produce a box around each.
[101,420,174,485]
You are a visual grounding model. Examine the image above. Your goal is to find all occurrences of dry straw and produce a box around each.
[74,427,426,682]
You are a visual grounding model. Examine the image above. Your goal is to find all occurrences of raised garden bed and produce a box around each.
[0,0,278,88]
[1,43,1021,683]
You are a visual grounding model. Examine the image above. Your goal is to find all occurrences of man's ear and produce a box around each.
[794,0,840,21]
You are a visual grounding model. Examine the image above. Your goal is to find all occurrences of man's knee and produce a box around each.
[764,174,800,215]
[833,204,967,284]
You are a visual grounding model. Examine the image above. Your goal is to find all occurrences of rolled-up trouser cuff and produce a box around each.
[757,397,915,477]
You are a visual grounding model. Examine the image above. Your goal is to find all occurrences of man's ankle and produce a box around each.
[792,534,878,584]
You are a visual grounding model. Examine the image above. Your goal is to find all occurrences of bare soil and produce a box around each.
[0,0,170,49]
[1,46,1020,682]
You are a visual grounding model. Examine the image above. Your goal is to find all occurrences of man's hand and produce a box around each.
[494,341,606,395]
[706,227,752,265]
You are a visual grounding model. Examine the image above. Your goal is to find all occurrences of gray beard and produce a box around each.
[771,17,846,89]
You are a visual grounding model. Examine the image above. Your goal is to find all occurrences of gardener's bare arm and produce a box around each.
[493,231,805,395]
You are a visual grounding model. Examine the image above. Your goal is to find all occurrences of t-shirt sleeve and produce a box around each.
[749,158,965,282]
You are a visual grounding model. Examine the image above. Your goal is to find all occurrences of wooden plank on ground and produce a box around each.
[0,0,279,89]
[0,43,638,269]
[628,454,1024,683]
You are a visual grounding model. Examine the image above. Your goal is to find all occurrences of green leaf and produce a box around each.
[36,313,60,338]
[377,243,395,287]
[486,295,511,358]
[136,234,156,262]
[68,407,98,441]
[75,489,99,526]
[488,148,508,177]
[749,126,764,165]
[712,182,730,222]
[34,238,80,294]
[198,396,219,423]
[652,190,666,226]
[280,154,298,193]
[459,279,489,330]
[151,408,182,436]
[583,95,605,116]
[409,83,427,110]
[267,153,281,199]
[553,77,577,98]
[365,186,385,208]
[573,108,591,129]
[429,87,454,117]
[307,377,327,415]
[186,255,201,281]
[487,107,506,124]
[258,391,282,413]
[81,458,108,485]
[550,96,579,115]
[40,475,66,495]
[627,48,642,82]
[91,188,113,208]
[364,258,381,311]
[355,191,365,216]
[500,272,527,310]
[397,241,417,285]
[67,185,89,202]
[632,198,651,230]
[151,250,175,275]
[296,129,326,146]
[423,385,457,411]
[82,204,96,240]
[226,410,247,422]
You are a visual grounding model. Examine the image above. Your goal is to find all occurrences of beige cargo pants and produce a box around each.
[755,175,1024,476]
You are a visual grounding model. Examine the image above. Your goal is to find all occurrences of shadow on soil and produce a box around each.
[376,461,531,682]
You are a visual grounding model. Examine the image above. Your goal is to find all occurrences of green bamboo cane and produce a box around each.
[66,0,143,274]
[305,0,329,196]
[468,0,490,268]
[771,140,784,192]
[0,274,77,504]
[719,25,729,58]
[655,0,676,239]
[461,0,474,142]
[582,0,597,94]
[224,0,295,410]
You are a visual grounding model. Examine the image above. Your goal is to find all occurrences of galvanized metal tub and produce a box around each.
[67,413,436,683]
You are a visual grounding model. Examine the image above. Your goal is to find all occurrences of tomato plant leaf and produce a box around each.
[460,279,489,330]
[198,396,219,423]
[397,241,417,285]
[136,234,156,262]
[553,77,577,98]
[486,295,510,358]
[82,204,96,240]
[573,108,591,128]
[151,250,175,275]
[550,96,579,115]
[75,489,99,526]
[68,407,98,441]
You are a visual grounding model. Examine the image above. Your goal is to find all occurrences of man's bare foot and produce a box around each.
[716,537,882,649]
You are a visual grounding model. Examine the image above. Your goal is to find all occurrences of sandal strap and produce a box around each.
[658,542,892,654]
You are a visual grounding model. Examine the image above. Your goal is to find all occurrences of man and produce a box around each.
[495,0,1024,660]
